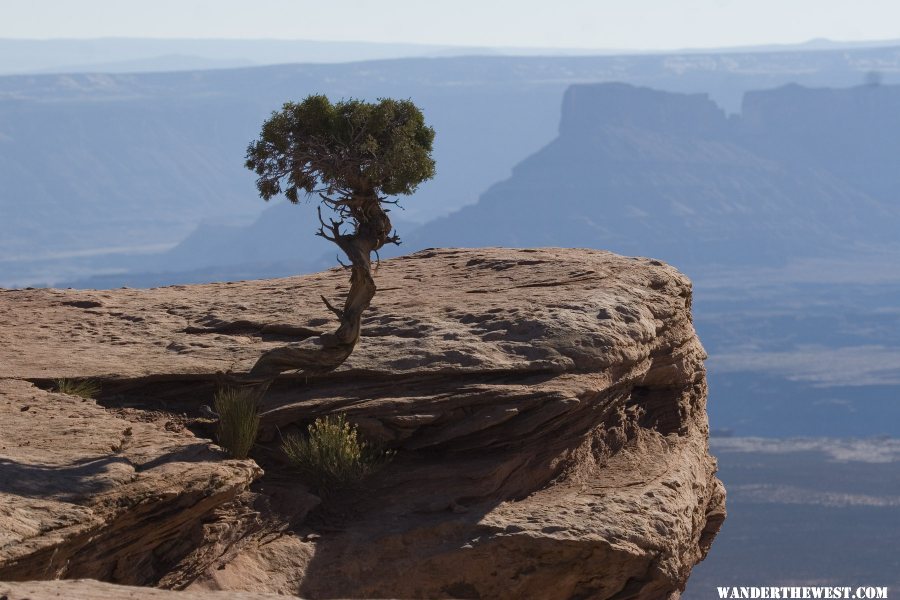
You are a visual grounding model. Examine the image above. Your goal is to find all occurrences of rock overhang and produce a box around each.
[0,247,725,599]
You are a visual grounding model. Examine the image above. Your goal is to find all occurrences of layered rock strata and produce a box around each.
[0,248,725,599]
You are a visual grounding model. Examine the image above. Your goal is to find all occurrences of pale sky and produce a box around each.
[2,0,900,50]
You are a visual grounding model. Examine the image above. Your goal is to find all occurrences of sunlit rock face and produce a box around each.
[0,247,724,599]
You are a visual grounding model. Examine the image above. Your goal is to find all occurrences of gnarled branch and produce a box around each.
[225,195,389,390]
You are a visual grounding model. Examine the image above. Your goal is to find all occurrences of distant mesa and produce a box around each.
[6,46,900,288]
[404,81,900,270]
[53,79,900,288]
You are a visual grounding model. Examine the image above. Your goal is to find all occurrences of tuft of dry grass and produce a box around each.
[54,378,100,399]
[282,413,394,492]
[214,387,260,459]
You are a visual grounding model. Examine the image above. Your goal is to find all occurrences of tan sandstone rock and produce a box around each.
[0,248,725,599]
[0,578,297,599]
[0,377,261,584]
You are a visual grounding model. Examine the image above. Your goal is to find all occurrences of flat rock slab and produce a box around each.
[0,247,694,380]
[0,579,298,599]
[0,379,261,583]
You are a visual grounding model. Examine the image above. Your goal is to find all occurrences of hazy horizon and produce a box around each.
[4,0,900,51]
[4,33,900,55]
[4,34,900,79]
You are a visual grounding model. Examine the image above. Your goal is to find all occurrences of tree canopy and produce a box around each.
[237,95,435,384]
[245,94,435,205]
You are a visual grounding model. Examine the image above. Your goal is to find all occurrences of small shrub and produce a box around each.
[282,413,393,492]
[214,387,260,459]
[54,378,100,399]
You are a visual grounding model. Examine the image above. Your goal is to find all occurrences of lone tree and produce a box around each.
[242,95,435,380]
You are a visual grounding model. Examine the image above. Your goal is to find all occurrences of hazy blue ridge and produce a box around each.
[402,81,900,270]
[5,47,900,286]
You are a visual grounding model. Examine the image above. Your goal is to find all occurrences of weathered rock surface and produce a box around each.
[0,378,261,584]
[0,579,297,599]
[0,247,725,599]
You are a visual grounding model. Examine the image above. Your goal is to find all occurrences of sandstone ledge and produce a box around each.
[0,378,261,584]
[0,248,725,599]
[0,579,297,599]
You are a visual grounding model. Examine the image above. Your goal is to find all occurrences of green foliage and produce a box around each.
[282,413,393,492]
[245,95,436,203]
[54,378,100,399]
[214,387,260,459]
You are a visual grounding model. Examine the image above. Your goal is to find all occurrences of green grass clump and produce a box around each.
[54,378,100,399]
[214,387,260,459]
[282,413,393,492]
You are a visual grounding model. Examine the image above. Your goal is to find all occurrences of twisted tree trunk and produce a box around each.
[228,196,392,393]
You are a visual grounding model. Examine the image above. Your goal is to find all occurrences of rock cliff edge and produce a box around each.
[0,247,725,599]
